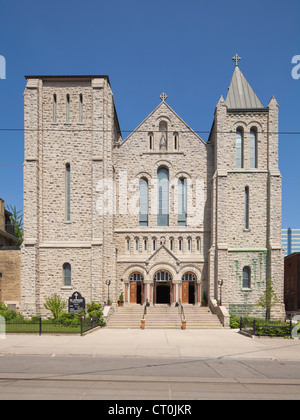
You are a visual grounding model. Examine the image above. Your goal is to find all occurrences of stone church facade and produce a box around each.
[20,59,286,320]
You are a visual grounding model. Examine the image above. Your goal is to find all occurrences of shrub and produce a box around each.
[43,294,66,319]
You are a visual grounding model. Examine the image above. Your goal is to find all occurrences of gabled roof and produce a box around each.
[121,100,206,146]
[225,66,264,109]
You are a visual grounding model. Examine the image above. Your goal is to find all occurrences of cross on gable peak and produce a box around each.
[160,92,168,102]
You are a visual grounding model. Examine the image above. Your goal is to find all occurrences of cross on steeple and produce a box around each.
[232,53,241,66]
[160,92,168,102]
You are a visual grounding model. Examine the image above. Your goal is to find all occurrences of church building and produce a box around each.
[20,56,286,321]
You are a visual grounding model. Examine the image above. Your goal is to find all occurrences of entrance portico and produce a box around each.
[123,264,202,306]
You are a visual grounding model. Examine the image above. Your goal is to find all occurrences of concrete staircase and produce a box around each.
[106,305,143,329]
[144,305,182,329]
[182,306,223,329]
[106,304,223,329]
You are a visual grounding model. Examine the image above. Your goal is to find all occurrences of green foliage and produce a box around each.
[229,314,240,329]
[43,294,66,319]
[87,301,105,326]
[256,278,280,320]
[5,204,23,245]
[118,292,124,302]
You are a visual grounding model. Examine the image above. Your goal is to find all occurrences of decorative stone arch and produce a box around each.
[178,265,203,305]
[121,265,148,305]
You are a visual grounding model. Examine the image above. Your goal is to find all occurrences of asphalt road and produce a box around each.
[0,355,300,401]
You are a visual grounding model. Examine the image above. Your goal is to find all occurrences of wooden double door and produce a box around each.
[130,281,143,304]
[182,281,196,304]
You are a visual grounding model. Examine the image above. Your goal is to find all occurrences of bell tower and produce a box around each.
[208,55,285,319]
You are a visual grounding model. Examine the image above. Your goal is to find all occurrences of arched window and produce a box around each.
[154,270,172,282]
[143,237,148,251]
[196,237,201,252]
[126,237,130,252]
[178,237,183,252]
[242,266,251,289]
[182,272,196,282]
[152,237,156,251]
[79,94,83,123]
[63,263,71,286]
[159,121,168,150]
[53,94,57,123]
[66,163,71,221]
[135,237,139,252]
[66,94,70,123]
[250,128,257,168]
[178,178,187,226]
[157,167,169,226]
[149,132,153,150]
[139,178,148,226]
[236,129,243,168]
[129,272,144,282]
[245,186,249,229]
[187,237,192,252]
[174,132,179,150]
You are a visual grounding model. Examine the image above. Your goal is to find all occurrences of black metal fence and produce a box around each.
[4,316,100,336]
[239,317,294,338]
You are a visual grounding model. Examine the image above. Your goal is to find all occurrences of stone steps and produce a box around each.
[106,305,223,329]
[106,305,143,329]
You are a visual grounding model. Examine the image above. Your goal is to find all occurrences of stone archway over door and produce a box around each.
[129,272,144,304]
[153,270,172,305]
[182,272,197,304]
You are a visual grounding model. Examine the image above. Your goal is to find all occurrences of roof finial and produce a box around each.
[232,53,241,66]
[160,92,167,102]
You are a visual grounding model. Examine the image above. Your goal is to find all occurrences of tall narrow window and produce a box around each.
[63,263,71,286]
[245,186,249,229]
[53,94,57,123]
[79,94,83,123]
[242,266,251,288]
[149,132,153,150]
[139,178,148,226]
[66,94,70,123]
[236,129,243,168]
[174,132,179,150]
[178,178,187,226]
[157,167,169,226]
[250,129,257,168]
[66,164,71,221]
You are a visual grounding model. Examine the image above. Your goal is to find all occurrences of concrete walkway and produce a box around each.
[1,328,300,361]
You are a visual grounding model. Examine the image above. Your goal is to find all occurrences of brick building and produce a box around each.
[0,198,20,309]
[21,57,285,320]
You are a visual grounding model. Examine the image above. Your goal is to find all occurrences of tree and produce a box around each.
[256,278,280,320]
[6,204,23,245]
[44,294,66,319]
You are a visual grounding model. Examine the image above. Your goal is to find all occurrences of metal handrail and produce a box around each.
[142,300,148,319]
[178,300,185,321]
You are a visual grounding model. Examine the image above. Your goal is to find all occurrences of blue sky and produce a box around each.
[0,0,299,227]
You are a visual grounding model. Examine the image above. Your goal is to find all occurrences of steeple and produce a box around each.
[225,55,264,109]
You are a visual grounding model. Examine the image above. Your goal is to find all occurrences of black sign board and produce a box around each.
[68,291,85,313]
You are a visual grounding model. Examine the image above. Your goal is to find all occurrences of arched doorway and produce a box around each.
[153,270,172,305]
[182,272,196,304]
[129,272,144,304]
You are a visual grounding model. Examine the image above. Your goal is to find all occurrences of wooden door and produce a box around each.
[182,281,189,304]
[130,282,137,304]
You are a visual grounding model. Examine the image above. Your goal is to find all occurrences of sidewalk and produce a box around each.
[1,328,300,361]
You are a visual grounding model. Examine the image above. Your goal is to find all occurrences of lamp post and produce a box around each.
[106,280,111,306]
[218,280,223,306]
